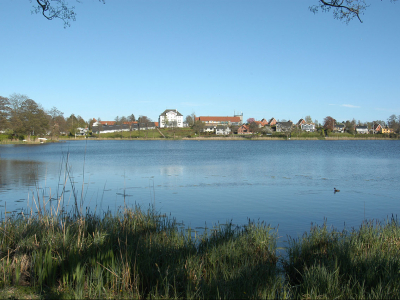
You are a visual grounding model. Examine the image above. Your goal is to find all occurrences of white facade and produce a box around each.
[159,109,184,128]
[301,123,315,132]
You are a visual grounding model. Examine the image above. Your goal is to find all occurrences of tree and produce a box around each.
[19,98,49,136]
[344,119,356,134]
[193,120,204,135]
[128,114,136,122]
[310,0,398,24]
[387,114,398,127]
[305,115,313,123]
[229,124,239,136]
[247,118,255,124]
[31,0,105,27]
[185,115,194,126]
[66,114,78,135]
[138,116,151,138]
[249,121,260,134]
[387,114,399,133]
[76,115,87,128]
[30,0,398,28]
[7,94,49,137]
[115,116,122,131]
[0,96,10,131]
[323,116,336,132]
[47,106,65,136]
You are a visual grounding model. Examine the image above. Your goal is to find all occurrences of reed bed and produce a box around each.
[285,218,400,299]
[2,204,400,299]
[0,202,285,299]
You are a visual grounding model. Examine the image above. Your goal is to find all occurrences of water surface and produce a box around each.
[1,140,399,242]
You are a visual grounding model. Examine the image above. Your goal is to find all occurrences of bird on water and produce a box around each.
[334,188,340,193]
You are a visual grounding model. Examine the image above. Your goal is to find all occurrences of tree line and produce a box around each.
[0,93,87,139]
[323,115,400,134]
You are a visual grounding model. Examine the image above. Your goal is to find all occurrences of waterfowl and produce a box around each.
[334,188,340,193]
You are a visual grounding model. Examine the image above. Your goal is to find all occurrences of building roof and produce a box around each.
[238,124,250,130]
[297,119,305,125]
[196,116,241,122]
[98,121,137,126]
[216,125,229,129]
[160,109,183,116]
[254,120,268,126]
[276,121,293,126]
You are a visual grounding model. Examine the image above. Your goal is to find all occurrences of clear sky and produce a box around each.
[1,0,399,124]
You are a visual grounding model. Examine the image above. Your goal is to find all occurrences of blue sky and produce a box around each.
[1,0,399,124]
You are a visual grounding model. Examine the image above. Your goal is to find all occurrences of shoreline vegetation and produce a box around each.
[1,203,400,299]
[1,129,398,145]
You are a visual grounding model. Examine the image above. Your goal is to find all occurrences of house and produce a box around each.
[355,126,368,134]
[254,118,269,128]
[297,119,306,126]
[276,121,293,132]
[301,123,316,132]
[196,116,242,126]
[237,124,251,134]
[372,124,382,134]
[159,109,184,128]
[215,125,231,135]
[268,118,277,126]
[333,124,345,133]
[202,125,215,133]
[92,124,131,134]
[75,127,88,136]
[382,127,394,134]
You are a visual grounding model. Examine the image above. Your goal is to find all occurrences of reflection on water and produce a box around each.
[159,165,184,176]
[0,160,43,190]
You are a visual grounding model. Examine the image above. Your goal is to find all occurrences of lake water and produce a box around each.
[1,140,399,243]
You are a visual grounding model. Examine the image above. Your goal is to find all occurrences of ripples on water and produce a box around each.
[0,140,399,242]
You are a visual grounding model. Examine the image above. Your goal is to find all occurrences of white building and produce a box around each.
[159,109,184,128]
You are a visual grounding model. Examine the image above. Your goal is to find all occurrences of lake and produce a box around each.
[1,140,399,243]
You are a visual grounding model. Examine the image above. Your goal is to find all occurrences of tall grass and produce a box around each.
[284,218,400,299]
[0,203,284,299]
[2,201,400,299]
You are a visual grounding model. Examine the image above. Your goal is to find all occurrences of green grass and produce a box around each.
[0,203,284,299]
[2,203,400,299]
[284,218,400,299]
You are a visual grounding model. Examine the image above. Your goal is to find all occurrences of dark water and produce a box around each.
[1,140,399,242]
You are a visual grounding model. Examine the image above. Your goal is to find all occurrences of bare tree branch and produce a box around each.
[31,0,104,28]
[310,0,369,23]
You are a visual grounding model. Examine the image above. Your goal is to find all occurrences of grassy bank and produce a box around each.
[0,205,282,299]
[1,132,397,144]
[2,203,400,299]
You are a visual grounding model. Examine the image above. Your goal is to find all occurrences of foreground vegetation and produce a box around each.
[2,202,400,299]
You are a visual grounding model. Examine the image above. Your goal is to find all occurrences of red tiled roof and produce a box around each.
[255,120,268,126]
[196,116,241,122]
[99,121,115,125]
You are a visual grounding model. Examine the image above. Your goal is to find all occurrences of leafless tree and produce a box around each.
[31,0,105,27]
[30,0,398,28]
[310,0,398,24]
